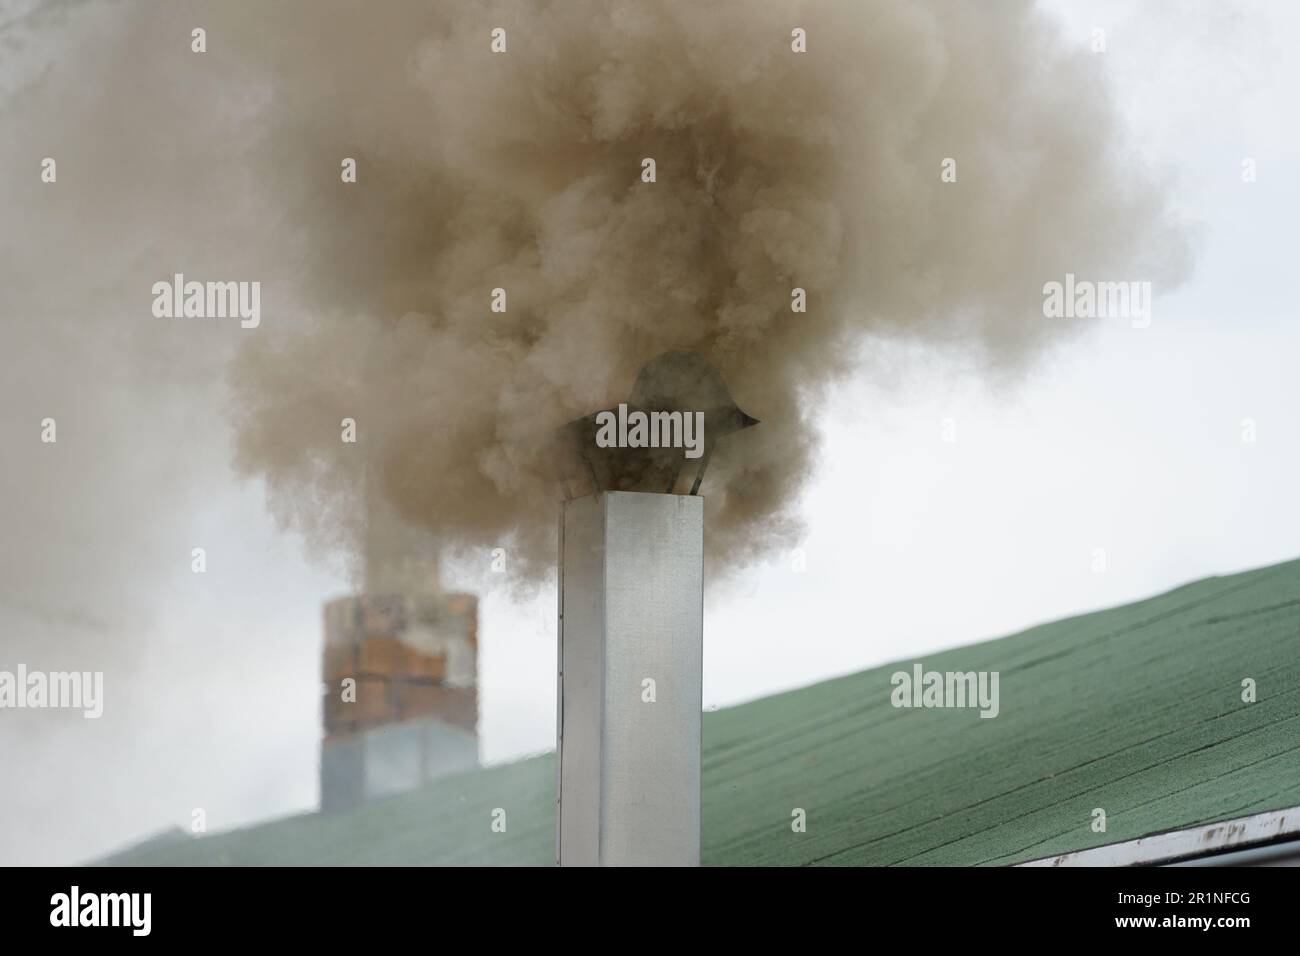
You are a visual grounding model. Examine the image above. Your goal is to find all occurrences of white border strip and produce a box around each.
[1018,806,1300,867]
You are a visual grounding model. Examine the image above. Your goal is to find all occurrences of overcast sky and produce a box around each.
[2,0,1298,866]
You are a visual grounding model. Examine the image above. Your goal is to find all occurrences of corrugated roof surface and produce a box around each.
[103,557,1300,866]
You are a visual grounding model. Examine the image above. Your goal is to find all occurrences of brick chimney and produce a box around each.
[319,496,480,811]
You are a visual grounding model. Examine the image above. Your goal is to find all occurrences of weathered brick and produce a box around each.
[406,650,446,681]
[444,593,476,617]
[360,595,406,635]
[357,635,411,677]
[351,676,396,725]
[393,681,442,721]
[392,683,477,733]
[322,642,357,681]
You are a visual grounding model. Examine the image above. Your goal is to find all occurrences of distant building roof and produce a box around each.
[101,557,1300,866]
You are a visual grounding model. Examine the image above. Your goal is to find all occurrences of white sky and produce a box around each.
[2,0,1298,865]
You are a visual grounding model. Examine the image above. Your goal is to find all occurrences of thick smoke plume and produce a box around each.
[217,0,1188,580]
[11,0,1190,589]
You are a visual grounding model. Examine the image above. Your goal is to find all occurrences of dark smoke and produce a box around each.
[8,0,1191,590]
[217,0,1189,580]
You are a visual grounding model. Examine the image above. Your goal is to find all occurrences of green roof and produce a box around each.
[103,557,1300,866]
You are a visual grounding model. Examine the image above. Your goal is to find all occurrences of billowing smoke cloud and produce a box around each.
[210,0,1190,580]
[2,0,1191,593]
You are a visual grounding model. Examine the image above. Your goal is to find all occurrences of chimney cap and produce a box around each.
[555,351,758,498]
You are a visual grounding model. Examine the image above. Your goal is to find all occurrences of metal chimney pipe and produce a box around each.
[556,491,703,866]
